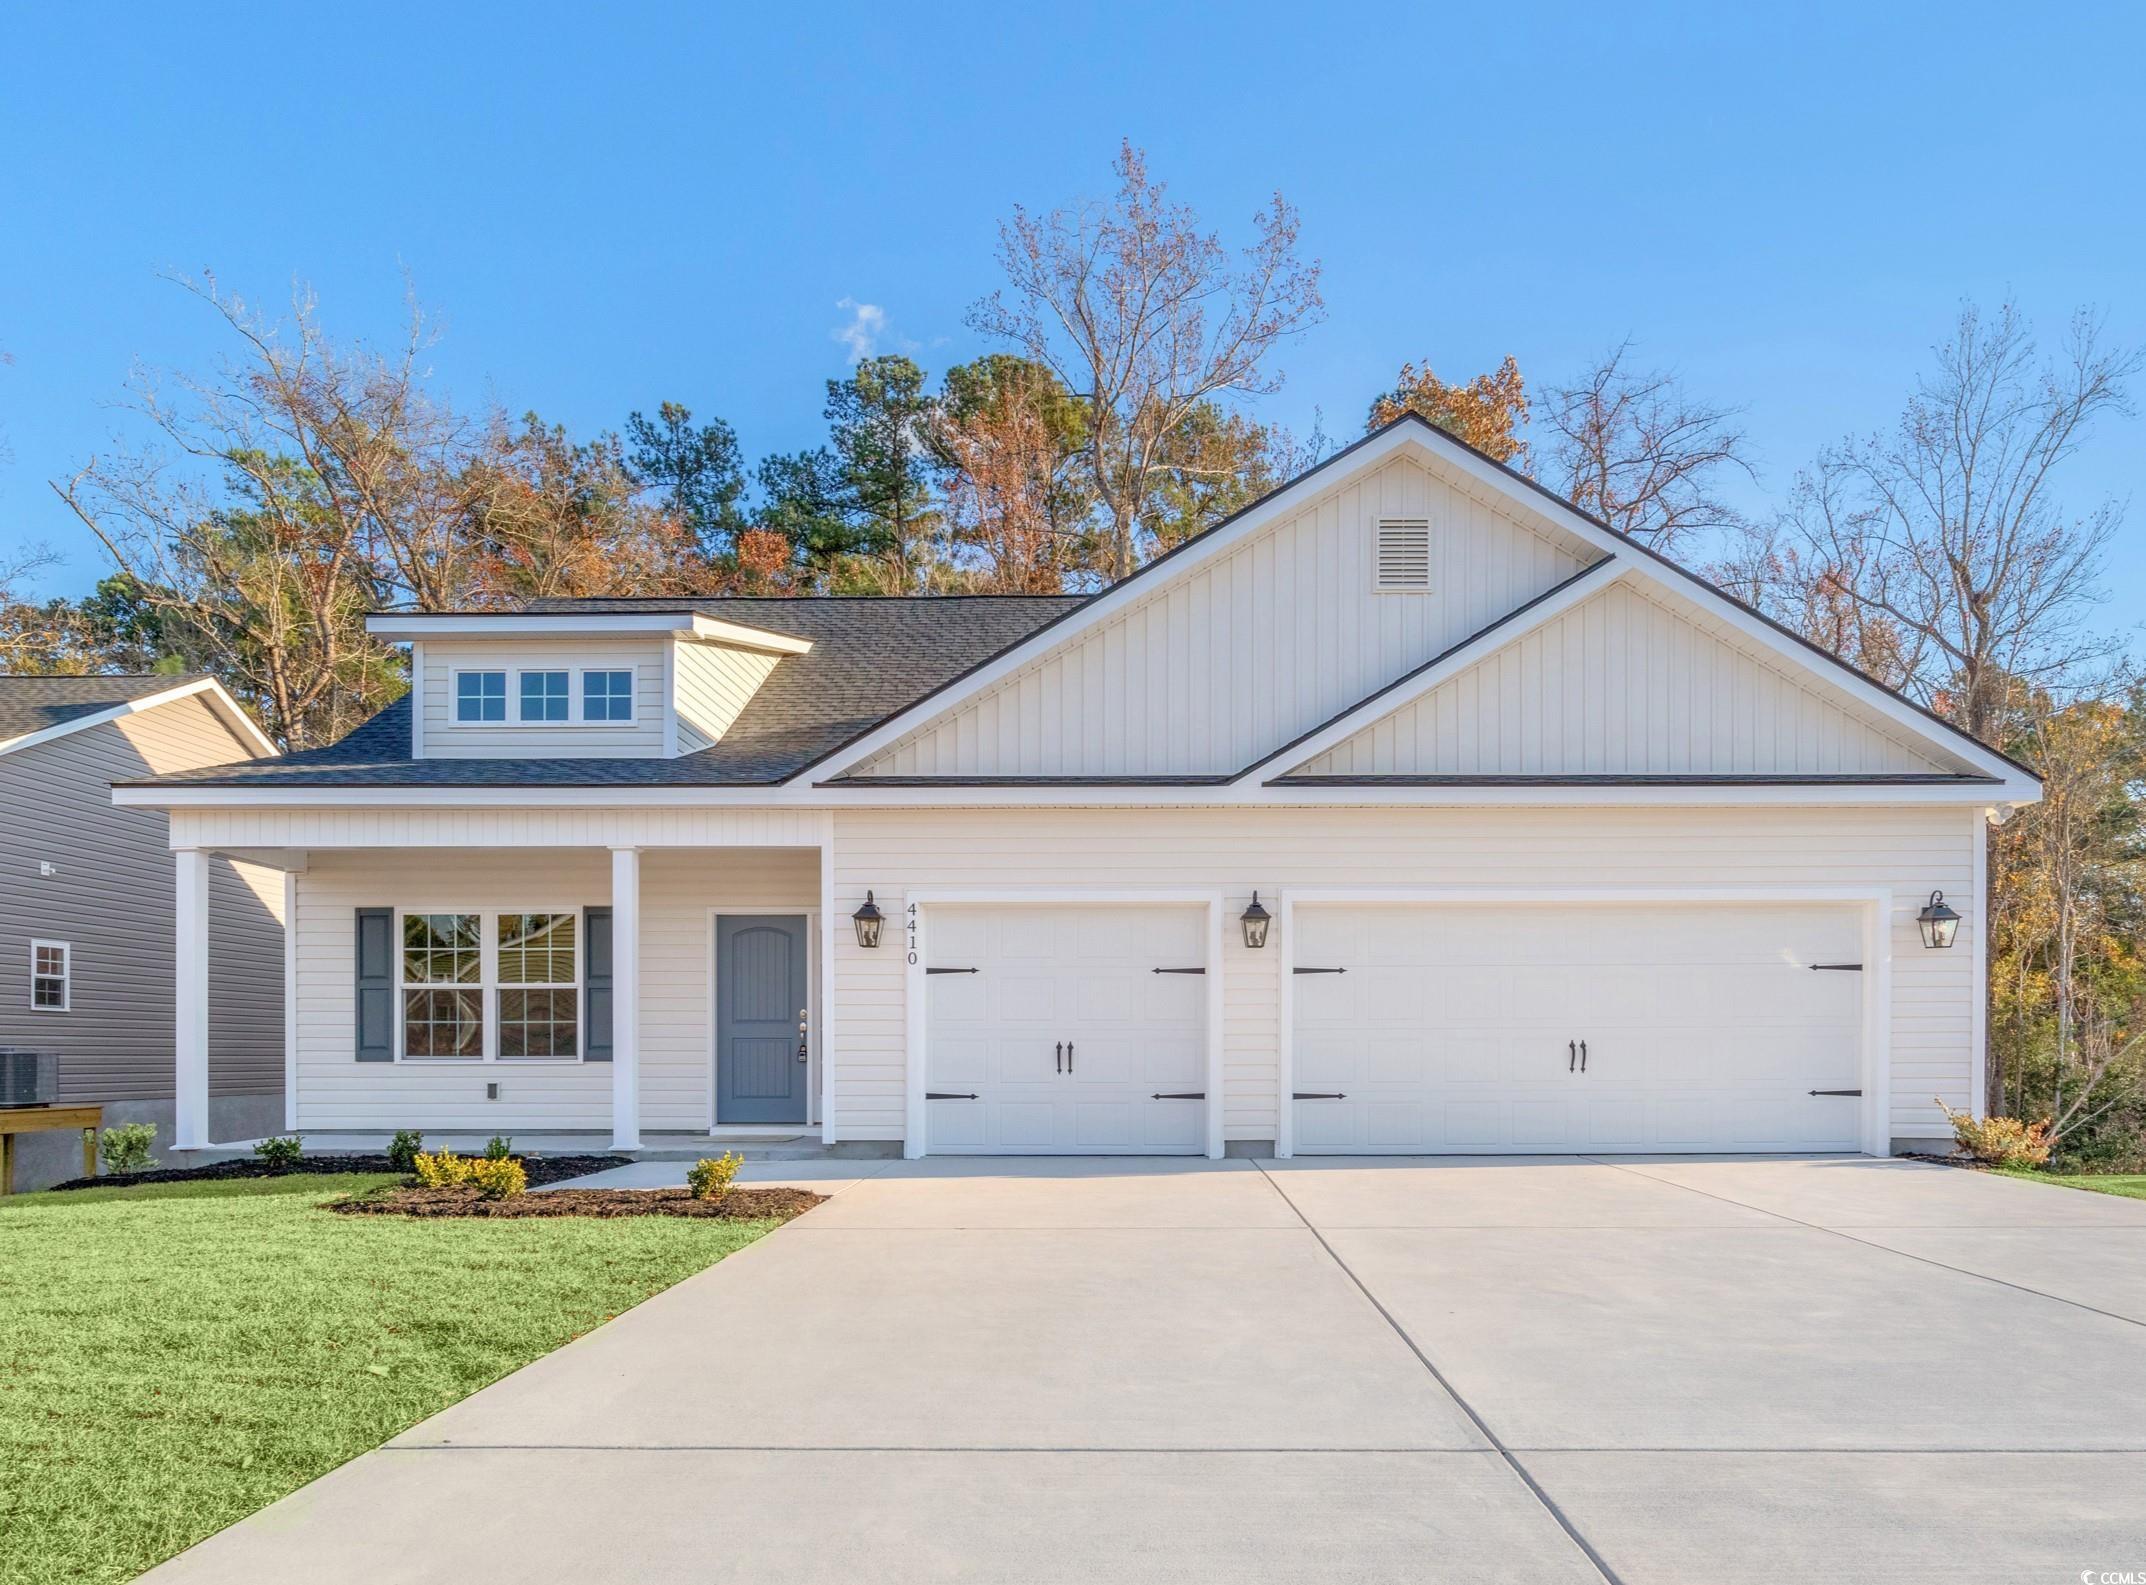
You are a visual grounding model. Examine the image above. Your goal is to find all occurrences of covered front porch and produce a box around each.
[160,806,841,1154]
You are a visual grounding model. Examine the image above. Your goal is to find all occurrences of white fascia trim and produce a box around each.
[787,425,1440,785]
[364,612,811,655]
[0,677,278,762]
[1394,427,2036,794]
[111,781,2026,812]
[1240,557,1628,782]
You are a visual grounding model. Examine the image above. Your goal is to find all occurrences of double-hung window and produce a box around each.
[455,671,506,723]
[519,669,570,722]
[497,913,578,1058]
[30,940,69,1011]
[398,911,580,1061]
[582,669,633,722]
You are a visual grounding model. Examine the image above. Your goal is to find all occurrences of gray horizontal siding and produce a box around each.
[0,696,284,1104]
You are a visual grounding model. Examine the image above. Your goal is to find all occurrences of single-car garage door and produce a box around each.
[924,905,1208,1154]
[1292,902,1865,1154]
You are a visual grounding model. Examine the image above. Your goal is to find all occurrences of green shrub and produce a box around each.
[386,1130,424,1172]
[483,1134,514,1161]
[412,1149,472,1188]
[253,1134,304,1173]
[1936,1099,2054,1168]
[99,1122,157,1176]
[687,1152,744,1202]
[468,1156,527,1199]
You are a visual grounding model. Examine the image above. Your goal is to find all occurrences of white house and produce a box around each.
[115,416,2038,1160]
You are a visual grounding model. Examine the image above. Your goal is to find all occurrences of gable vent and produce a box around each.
[1374,519,1433,591]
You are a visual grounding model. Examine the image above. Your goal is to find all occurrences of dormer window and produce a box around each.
[583,669,634,722]
[519,670,570,722]
[455,670,507,723]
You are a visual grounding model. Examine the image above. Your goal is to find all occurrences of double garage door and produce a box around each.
[921,900,1865,1156]
[1293,902,1865,1154]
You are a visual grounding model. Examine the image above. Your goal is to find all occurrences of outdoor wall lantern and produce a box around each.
[852,891,885,949]
[1240,892,1272,950]
[1917,889,1961,950]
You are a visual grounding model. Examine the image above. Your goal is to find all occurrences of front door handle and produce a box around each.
[1055,1041,1064,1073]
[797,1007,809,1063]
[1580,1040,1588,1073]
[1569,1039,1576,1073]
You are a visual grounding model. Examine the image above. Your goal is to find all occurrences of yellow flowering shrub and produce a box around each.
[468,1156,528,1199]
[1936,1099,2054,1168]
[687,1152,744,1202]
[412,1149,474,1188]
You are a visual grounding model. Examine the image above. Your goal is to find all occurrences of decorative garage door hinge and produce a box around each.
[1293,1091,1348,1100]
[1150,1091,1206,1100]
[1292,966,1348,975]
[925,967,980,975]
[1807,1088,1863,1097]
[1808,963,1864,971]
[1151,966,1206,974]
[925,1091,980,1100]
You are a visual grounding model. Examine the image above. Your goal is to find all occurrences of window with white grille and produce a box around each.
[1374,519,1432,591]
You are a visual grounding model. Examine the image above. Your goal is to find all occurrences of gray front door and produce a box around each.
[716,914,809,1124]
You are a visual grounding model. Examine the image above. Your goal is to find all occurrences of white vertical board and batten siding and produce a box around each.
[827,805,1978,1148]
[288,847,817,1133]
[1293,579,1956,778]
[417,636,667,758]
[857,457,1593,777]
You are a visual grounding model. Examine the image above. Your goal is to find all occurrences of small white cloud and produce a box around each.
[832,298,888,363]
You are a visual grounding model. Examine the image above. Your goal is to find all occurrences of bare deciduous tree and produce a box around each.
[1540,341,1754,549]
[971,141,1323,580]
[1757,303,2138,742]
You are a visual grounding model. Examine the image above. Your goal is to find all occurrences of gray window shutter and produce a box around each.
[355,908,394,1061]
[585,907,613,1062]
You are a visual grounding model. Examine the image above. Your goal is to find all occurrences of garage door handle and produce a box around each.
[1293,1092,1347,1100]
[925,1092,979,1100]
[1055,1041,1064,1073]
[1066,1041,1074,1073]
[1569,1039,1576,1073]
[1152,1092,1206,1100]
[1580,1040,1587,1073]
[1809,1088,1862,1097]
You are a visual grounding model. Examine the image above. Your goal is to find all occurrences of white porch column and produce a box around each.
[609,845,642,1151]
[173,847,210,1149]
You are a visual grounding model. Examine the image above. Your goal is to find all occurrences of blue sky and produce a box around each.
[3,1,2141,616]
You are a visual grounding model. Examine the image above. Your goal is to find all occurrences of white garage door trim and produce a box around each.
[1275,886,1892,1159]
[904,890,1227,1160]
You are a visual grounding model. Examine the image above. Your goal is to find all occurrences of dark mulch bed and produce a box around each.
[331,1185,825,1220]
[44,1153,630,1193]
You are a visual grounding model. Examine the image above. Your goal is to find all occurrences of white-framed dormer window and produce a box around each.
[397,909,581,1062]
[519,669,570,722]
[30,939,69,1011]
[455,670,507,723]
[1374,518,1433,592]
[582,669,634,723]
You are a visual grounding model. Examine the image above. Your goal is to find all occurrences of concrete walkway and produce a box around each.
[146,1156,2146,1583]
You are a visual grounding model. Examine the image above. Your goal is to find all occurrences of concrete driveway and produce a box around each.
[147,1156,2146,1583]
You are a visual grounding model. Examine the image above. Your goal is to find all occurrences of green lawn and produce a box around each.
[0,1173,786,1584]
[1994,1166,2146,1201]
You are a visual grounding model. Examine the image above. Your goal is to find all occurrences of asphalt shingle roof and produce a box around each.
[137,597,1084,788]
[0,674,206,744]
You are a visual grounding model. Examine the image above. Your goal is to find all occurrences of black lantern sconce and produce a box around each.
[852,891,885,949]
[1240,891,1272,950]
[1917,889,1960,950]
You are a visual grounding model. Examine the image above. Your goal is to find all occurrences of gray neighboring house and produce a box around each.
[0,674,284,1188]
